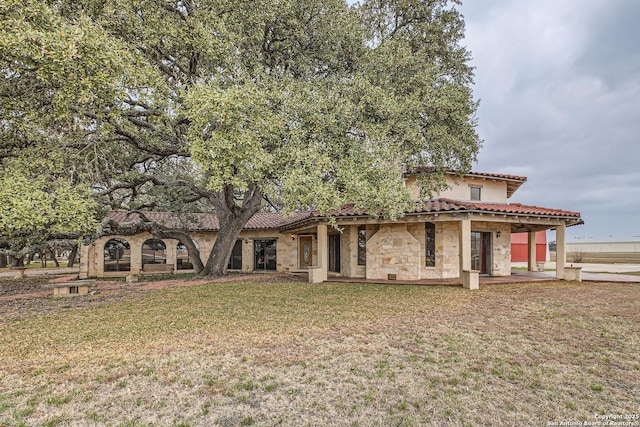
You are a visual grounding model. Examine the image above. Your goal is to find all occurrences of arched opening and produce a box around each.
[104,238,131,272]
[176,240,199,270]
[142,239,167,267]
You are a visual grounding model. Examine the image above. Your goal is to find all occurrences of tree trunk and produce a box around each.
[155,230,205,274]
[200,215,247,277]
[0,255,6,268]
[199,184,263,277]
[49,247,60,267]
[67,244,78,267]
[10,256,24,267]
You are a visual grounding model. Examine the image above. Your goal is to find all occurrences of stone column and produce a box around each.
[242,238,253,271]
[556,224,566,279]
[458,219,477,289]
[528,231,536,271]
[165,239,177,269]
[310,224,328,283]
[79,245,90,279]
[459,219,471,272]
[130,236,143,274]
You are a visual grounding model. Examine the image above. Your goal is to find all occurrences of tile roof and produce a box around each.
[406,167,527,182]
[465,172,527,182]
[106,210,314,231]
[427,199,580,218]
[107,199,581,233]
[292,199,581,220]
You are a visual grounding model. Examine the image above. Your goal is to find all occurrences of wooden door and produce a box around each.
[328,234,340,273]
[299,236,313,269]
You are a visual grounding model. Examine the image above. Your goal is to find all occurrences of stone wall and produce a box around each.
[470,221,511,276]
[83,229,299,277]
[81,217,514,279]
[366,224,421,280]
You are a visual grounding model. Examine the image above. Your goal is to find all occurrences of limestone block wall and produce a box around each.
[237,230,297,272]
[340,225,355,277]
[84,229,299,277]
[366,224,421,280]
[415,221,461,280]
[470,221,511,276]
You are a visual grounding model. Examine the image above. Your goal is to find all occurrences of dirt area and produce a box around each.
[0,273,302,322]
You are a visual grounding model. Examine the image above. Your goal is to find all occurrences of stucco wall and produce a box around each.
[405,175,508,203]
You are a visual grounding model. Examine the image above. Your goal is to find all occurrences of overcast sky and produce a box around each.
[458,0,640,241]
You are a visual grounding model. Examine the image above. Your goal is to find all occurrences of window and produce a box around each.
[357,226,366,266]
[142,239,166,267]
[254,239,277,270]
[176,240,199,270]
[470,186,481,201]
[227,240,243,270]
[104,238,131,272]
[425,222,435,267]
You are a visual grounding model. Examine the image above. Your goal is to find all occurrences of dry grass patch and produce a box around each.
[1,279,639,426]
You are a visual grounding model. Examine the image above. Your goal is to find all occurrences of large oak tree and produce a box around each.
[1,0,481,277]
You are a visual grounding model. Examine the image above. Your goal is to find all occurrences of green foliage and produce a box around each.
[0,166,97,254]
[1,0,481,270]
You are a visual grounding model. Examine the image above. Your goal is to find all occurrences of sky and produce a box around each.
[458,0,640,242]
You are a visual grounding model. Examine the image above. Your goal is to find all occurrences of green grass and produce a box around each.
[1,279,639,426]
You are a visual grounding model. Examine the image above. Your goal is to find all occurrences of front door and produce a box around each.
[328,234,340,273]
[299,236,313,269]
[471,232,491,275]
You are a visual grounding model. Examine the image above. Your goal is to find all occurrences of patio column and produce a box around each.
[459,219,472,272]
[527,231,536,271]
[79,244,90,279]
[130,236,143,274]
[459,219,478,289]
[556,224,566,279]
[166,239,177,270]
[310,224,328,283]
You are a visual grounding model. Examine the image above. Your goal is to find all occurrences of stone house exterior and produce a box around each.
[80,171,583,288]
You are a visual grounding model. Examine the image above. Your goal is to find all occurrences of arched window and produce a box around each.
[104,238,131,272]
[176,240,199,270]
[142,239,167,267]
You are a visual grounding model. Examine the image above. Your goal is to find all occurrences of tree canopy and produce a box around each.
[0,0,481,276]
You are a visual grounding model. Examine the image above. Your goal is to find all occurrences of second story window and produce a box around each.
[470,186,481,201]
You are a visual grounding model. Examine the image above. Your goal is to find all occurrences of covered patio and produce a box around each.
[325,269,556,287]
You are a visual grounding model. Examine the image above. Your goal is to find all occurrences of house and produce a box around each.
[80,171,583,289]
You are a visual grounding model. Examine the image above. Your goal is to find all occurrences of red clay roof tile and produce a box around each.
[107,198,581,233]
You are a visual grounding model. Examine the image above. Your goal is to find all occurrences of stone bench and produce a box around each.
[50,280,96,296]
[139,263,174,277]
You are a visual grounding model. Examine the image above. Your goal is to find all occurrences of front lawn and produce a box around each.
[0,278,638,426]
